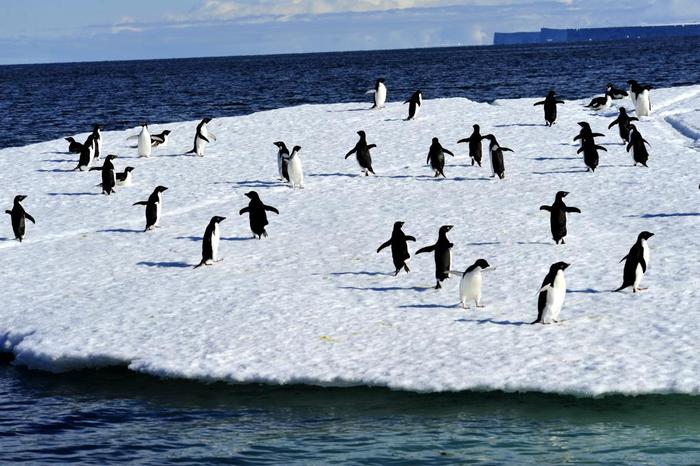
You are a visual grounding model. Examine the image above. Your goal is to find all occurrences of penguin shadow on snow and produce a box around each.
[37,168,78,173]
[516,240,552,246]
[330,271,392,277]
[98,228,145,234]
[399,302,459,309]
[340,285,432,293]
[308,172,359,179]
[42,158,74,163]
[567,288,605,294]
[326,107,372,113]
[532,168,588,175]
[493,123,543,128]
[531,156,578,161]
[137,261,192,268]
[454,318,528,326]
[227,180,282,189]
[627,212,700,218]
[175,235,252,242]
[48,192,101,196]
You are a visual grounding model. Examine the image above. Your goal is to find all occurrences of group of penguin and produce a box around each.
[5,77,661,324]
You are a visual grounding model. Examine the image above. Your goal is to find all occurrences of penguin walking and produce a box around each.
[533,91,564,126]
[345,130,376,176]
[89,154,118,195]
[91,124,103,161]
[116,167,135,187]
[626,125,650,167]
[627,80,652,117]
[533,262,570,324]
[285,145,304,189]
[74,134,95,171]
[126,122,151,158]
[404,90,422,120]
[426,137,455,178]
[573,122,605,147]
[194,216,226,268]
[607,83,628,100]
[608,107,639,143]
[539,191,581,244]
[369,78,386,109]
[585,91,612,111]
[376,221,417,275]
[482,134,513,179]
[186,118,216,156]
[457,124,485,167]
[273,141,290,181]
[65,137,83,154]
[616,231,654,293]
[416,225,453,289]
[5,195,35,242]
[577,138,606,172]
[133,186,168,231]
[150,130,171,148]
[239,191,279,239]
[450,259,490,309]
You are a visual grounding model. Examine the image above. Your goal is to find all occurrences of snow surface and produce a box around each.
[1,86,699,396]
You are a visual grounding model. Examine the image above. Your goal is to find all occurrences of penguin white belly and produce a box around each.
[211,224,220,261]
[629,88,638,106]
[489,147,496,176]
[288,157,303,188]
[635,239,650,288]
[155,198,162,226]
[277,152,284,179]
[138,129,152,157]
[117,172,132,187]
[543,272,566,323]
[196,126,209,156]
[412,102,421,119]
[94,139,101,159]
[635,90,651,117]
[375,85,386,108]
[459,270,482,307]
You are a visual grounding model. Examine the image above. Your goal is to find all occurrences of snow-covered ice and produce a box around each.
[1,86,698,396]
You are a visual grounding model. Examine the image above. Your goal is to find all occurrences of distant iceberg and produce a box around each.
[494,24,700,45]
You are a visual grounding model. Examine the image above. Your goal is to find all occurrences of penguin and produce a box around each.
[585,91,612,111]
[273,141,290,181]
[450,259,490,309]
[577,137,606,172]
[345,130,376,176]
[116,167,135,187]
[285,145,304,189]
[74,134,95,171]
[404,90,422,120]
[369,78,386,109]
[5,195,35,242]
[626,124,650,167]
[91,124,103,160]
[607,83,628,100]
[126,122,151,158]
[187,118,216,156]
[416,225,453,289]
[457,124,485,167]
[627,80,652,117]
[239,191,279,239]
[533,90,565,126]
[376,221,417,275]
[482,134,513,179]
[150,130,171,148]
[533,262,570,324]
[426,137,455,178]
[194,216,226,268]
[133,186,168,231]
[573,122,605,147]
[539,191,581,244]
[608,107,639,143]
[65,137,83,154]
[616,231,654,293]
[89,154,117,195]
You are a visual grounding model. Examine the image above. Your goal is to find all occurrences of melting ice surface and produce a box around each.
[1,86,699,396]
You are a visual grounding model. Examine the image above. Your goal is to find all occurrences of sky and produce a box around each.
[1,0,699,64]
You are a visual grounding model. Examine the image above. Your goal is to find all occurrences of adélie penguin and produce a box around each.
[285,145,304,189]
[539,191,581,244]
[573,122,605,147]
[533,90,565,126]
[616,231,654,293]
[126,122,151,158]
[65,137,83,154]
[426,137,455,178]
[369,78,386,109]
[404,90,422,120]
[273,141,290,181]
[533,262,570,324]
[150,130,171,148]
[116,167,135,187]
[585,91,612,111]
[626,124,650,167]
[74,134,95,171]
[416,225,454,289]
[577,137,606,172]
[607,83,628,100]
[91,124,103,160]
[239,191,279,239]
[186,118,215,156]
[457,124,485,167]
[376,221,417,275]
[482,134,514,179]
[133,186,168,231]
[345,130,376,176]
[194,216,226,269]
[608,107,638,143]
[5,195,35,242]
[450,259,490,309]
[89,154,118,195]
[627,80,652,117]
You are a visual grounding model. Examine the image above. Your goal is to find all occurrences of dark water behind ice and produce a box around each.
[2,36,700,149]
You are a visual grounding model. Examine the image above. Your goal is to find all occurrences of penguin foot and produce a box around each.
[476,304,485,308]
[394,270,400,277]
[461,303,469,309]
[435,282,442,289]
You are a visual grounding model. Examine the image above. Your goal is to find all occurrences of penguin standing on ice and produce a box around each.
[345,130,376,176]
[274,141,290,181]
[90,154,117,195]
[585,91,612,111]
[65,137,83,154]
[626,124,650,167]
[608,107,638,143]
[616,231,654,293]
[539,191,581,244]
[533,91,564,126]
[74,134,95,171]
[285,145,304,189]
[239,191,279,239]
[369,78,386,109]
[194,216,226,268]
[577,138,606,172]
[607,83,628,100]
[376,221,417,275]
[426,137,454,178]
[450,259,490,309]
[404,90,422,120]
[627,80,652,117]
[126,122,151,158]
[91,124,103,160]
[416,225,454,289]
[533,262,570,324]
[482,134,513,179]
[133,186,168,231]
[573,122,605,147]
[5,195,35,242]
[457,124,485,167]
[150,130,171,148]
[116,167,135,187]
[186,118,215,156]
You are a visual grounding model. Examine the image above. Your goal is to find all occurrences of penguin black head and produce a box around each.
[357,130,366,138]
[547,90,556,97]
[162,130,171,135]
[203,118,213,124]
[473,124,480,131]
[627,79,637,86]
[551,261,570,272]
[273,141,286,149]
[393,221,405,230]
[555,191,569,200]
[638,231,654,241]
[106,154,117,160]
[439,225,453,234]
[13,195,27,204]
[244,191,261,201]
[619,107,628,114]
[474,258,490,269]
[291,145,302,153]
[628,124,637,131]
[577,122,590,128]
[377,78,385,84]
[140,121,148,127]
[65,137,76,143]
[155,186,168,193]
[431,137,439,144]
[211,216,226,224]
[124,166,135,173]
[93,124,103,131]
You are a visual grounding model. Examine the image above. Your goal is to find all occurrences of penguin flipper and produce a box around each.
[89,166,103,171]
[404,235,416,242]
[264,205,279,215]
[577,147,584,154]
[533,101,544,106]
[345,148,357,159]
[443,149,455,157]
[556,100,565,104]
[592,133,605,138]
[367,144,377,150]
[640,257,647,273]
[536,284,552,295]
[239,207,250,215]
[5,210,11,215]
[500,147,514,153]
[199,135,210,143]
[566,207,581,213]
[24,213,36,224]
[608,119,619,129]
[619,254,628,263]
[626,142,633,152]
[457,138,470,144]
[126,134,139,141]
[630,117,639,122]
[208,132,217,141]
[642,139,651,147]
[539,205,552,212]
[595,145,608,152]
[416,245,436,255]
[133,201,148,206]
[377,239,392,253]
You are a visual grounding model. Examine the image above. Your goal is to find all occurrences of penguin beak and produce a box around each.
[445,225,453,231]
[220,217,226,222]
[562,263,570,270]
[563,191,569,197]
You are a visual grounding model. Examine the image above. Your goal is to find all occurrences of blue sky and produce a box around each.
[1,0,699,64]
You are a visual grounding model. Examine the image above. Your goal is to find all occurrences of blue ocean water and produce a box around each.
[3,39,700,464]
